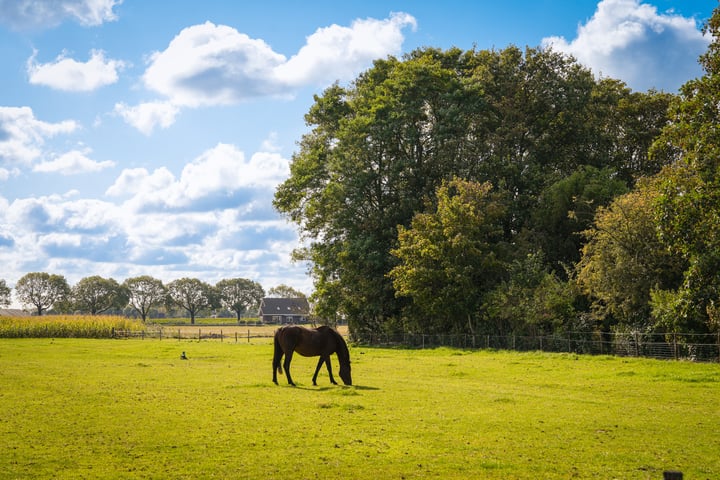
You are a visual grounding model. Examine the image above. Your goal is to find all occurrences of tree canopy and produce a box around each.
[275,45,674,338]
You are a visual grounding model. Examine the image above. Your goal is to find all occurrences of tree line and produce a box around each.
[0,274,304,324]
[274,7,720,340]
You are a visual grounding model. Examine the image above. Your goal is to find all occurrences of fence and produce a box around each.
[111,327,720,363]
[360,331,720,363]
[112,327,272,343]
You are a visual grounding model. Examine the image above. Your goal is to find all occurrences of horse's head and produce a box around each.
[339,362,352,386]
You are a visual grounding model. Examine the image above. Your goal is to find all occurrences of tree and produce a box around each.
[267,284,305,298]
[275,45,675,338]
[482,253,577,335]
[0,279,11,308]
[123,276,165,322]
[216,278,265,321]
[575,181,685,330]
[72,276,128,315]
[389,178,509,334]
[15,272,70,316]
[645,5,720,332]
[166,278,216,325]
[528,166,627,272]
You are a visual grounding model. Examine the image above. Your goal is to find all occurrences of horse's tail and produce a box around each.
[273,329,283,374]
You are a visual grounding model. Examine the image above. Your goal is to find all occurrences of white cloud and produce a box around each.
[113,101,180,135]
[119,13,416,133]
[106,143,289,209]
[542,0,709,92]
[0,148,307,297]
[27,49,126,92]
[0,167,20,181]
[276,12,417,86]
[143,22,288,107]
[0,0,122,29]
[0,106,78,166]
[33,148,115,175]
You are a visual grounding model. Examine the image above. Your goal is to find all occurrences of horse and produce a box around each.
[272,325,352,386]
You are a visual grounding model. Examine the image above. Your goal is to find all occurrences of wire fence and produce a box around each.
[111,327,720,363]
[360,331,720,362]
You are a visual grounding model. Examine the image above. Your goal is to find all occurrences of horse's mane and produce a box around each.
[324,326,350,365]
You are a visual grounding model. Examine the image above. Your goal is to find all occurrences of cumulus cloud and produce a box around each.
[119,13,416,133]
[0,0,122,29]
[0,141,308,298]
[27,49,126,92]
[276,12,417,86]
[542,0,709,92]
[0,106,78,166]
[113,101,179,135]
[106,143,289,210]
[33,148,115,175]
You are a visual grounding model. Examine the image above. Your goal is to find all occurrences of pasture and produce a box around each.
[1,338,718,479]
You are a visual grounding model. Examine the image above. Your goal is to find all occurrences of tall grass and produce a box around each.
[0,315,146,338]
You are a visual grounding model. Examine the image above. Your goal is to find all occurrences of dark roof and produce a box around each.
[258,297,310,316]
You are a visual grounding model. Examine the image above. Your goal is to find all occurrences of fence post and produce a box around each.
[673,333,678,361]
[198,329,201,341]
[247,329,250,343]
[220,329,223,342]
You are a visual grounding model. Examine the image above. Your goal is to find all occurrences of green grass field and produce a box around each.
[1,338,718,479]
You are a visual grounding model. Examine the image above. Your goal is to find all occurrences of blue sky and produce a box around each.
[0,0,714,306]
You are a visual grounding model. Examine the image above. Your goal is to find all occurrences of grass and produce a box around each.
[1,338,718,479]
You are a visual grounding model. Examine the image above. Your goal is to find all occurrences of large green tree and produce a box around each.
[71,276,128,315]
[275,45,675,337]
[216,278,264,321]
[576,181,686,329]
[123,276,165,322]
[167,278,216,325]
[647,6,720,332]
[15,272,70,316]
[389,178,508,334]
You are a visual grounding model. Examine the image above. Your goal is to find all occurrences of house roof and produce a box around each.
[258,297,309,316]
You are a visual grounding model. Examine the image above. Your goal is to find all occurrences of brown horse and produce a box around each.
[272,325,352,386]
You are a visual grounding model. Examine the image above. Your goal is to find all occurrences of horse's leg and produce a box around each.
[325,356,337,385]
[283,350,296,386]
[272,336,283,385]
[312,357,325,386]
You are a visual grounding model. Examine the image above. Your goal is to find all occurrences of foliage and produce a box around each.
[267,284,305,298]
[1,339,719,479]
[482,253,577,335]
[0,279,10,307]
[71,276,128,315]
[123,276,166,322]
[275,45,675,337]
[216,278,265,321]
[0,315,145,338]
[576,181,686,329]
[14,272,71,316]
[166,278,216,325]
[645,5,720,332]
[389,178,508,334]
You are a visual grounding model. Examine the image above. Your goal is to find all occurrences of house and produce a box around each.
[258,297,310,324]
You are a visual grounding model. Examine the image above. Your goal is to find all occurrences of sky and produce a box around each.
[0,0,714,307]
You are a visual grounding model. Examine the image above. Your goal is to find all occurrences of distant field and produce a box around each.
[1,339,718,479]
